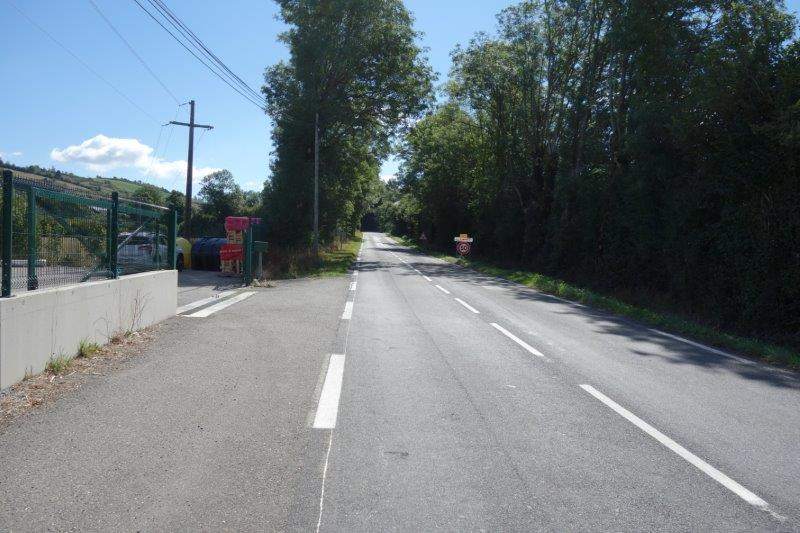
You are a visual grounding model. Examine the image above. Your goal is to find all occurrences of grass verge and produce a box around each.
[265,231,363,279]
[77,339,101,358]
[45,355,72,375]
[391,235,799,370]
[2,328,156,427]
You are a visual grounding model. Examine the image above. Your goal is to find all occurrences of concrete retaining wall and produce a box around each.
[0,270,177,389]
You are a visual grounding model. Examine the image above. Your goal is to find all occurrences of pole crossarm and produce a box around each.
[169,121,214,130]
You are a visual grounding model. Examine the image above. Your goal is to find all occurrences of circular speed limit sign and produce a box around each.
[456,242,471,256]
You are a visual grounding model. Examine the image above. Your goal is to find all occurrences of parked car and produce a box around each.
[117,232,184,274]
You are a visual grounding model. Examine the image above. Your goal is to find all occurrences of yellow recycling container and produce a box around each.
[176,237,191,270]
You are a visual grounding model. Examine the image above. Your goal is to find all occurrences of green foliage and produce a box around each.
[265,232,363,278]
[45,355,71,374]
[192,169,253,236]
[166,190,184,219]
[132,184,165,205]
[1,163,172,200]
[77,339,101,358]
[393,0,800,350]
[262,0,433,248]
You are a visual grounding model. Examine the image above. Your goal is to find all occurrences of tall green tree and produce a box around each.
[396,0,800,348]
[193,170,245,236]
[262,0,433,247]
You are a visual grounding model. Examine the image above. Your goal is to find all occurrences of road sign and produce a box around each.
[456,242,471,256]
[454,234,474,243]
[220,243,244,261]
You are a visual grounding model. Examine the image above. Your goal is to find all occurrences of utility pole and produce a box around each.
[313,112,320,257]
[170,100,213,240]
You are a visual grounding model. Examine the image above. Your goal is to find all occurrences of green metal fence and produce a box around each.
[242,225,268,285]
[1,169,177,297]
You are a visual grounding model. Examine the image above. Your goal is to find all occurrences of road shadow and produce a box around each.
[178,270,243,292]
[382,242,800,390]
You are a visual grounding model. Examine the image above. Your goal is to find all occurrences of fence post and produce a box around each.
[2,170,12,297]
[110,192,119,279]
[26,186,38,290]
[106,208,113,277]
[244,225,253,285]
[167,208,177,270]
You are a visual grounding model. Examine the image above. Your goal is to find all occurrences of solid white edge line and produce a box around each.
[176,290,237,314]
[313,354,346,429]
[185,292,255,318]
[341,300,354,320]
[423,275,432,282]
[647,328,772,369]
[490,322,545,358]
[435,284,450,295]
[454,298,480,314]
[316,430,334,533]
[579,384,779,516]
[352,271,358,277]
[349,282,357,291]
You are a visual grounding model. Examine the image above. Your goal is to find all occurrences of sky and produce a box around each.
[1,0,799,194]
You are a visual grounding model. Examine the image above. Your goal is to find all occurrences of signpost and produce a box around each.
[453,233,473,256]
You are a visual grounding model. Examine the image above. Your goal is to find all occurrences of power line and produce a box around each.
[143,123,166,179]
[87,0,181,105]
[149,0,264,103]
[136,0,266,110]
[6,0,160,124]
[131,0,267,111]
[146,0,267,109]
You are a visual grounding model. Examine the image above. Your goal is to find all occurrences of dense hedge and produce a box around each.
[387,1,800,348]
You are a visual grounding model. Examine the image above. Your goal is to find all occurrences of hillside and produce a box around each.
[0,161,173,203]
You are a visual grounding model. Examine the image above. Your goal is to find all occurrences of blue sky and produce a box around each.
[1,0,798,193]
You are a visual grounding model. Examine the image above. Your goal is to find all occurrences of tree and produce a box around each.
[132,184,164,205]
[166,190,184,219]
[193,170,245,236]
[395,0,800,349]
[262,0,433,247]
[398,103,484,247]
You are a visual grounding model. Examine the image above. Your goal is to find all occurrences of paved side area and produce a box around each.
[0,276,348,531]
[1,233,798,531]
[177,269,243,306]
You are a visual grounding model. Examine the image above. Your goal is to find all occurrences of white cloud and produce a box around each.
[51,134,219,182]
[380,173,397,183]
[242,180,262,191]
[0,150,23,158]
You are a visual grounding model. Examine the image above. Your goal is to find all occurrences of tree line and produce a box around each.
[131,171,262,238]
[378,0,799,348]
[258,0,798,347]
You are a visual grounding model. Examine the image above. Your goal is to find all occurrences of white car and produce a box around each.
[117,232,183,274]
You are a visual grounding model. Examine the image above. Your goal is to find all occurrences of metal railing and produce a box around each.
[1,169,177,297]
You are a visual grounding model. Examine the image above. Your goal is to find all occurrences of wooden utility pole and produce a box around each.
[313,112,320,257]
[170,100,213,239]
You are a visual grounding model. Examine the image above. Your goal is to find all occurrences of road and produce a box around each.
[0,232,798,531]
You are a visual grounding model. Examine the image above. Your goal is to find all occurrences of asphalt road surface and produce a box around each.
[0,232,798,531]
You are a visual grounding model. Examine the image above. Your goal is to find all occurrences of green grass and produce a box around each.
[266,232,363,279]
[77,339,101,358]
[392,234,800,370]
[45,355,72,374]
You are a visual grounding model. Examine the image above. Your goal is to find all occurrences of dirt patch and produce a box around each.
[0,326,160,428]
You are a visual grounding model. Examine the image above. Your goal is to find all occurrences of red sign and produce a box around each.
[456,242,471,256]
[220,243,244,261]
